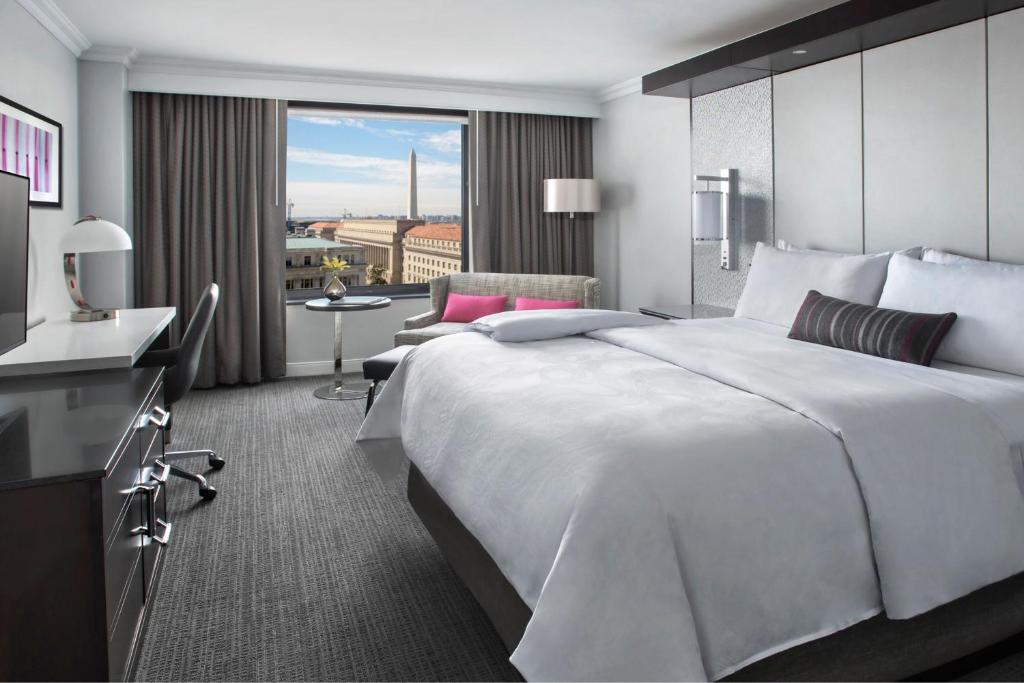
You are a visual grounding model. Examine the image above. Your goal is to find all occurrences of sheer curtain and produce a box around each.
[469,111,595,275]
[133,93,287,387]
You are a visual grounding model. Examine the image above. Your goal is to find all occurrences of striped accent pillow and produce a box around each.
[788,290,957,366]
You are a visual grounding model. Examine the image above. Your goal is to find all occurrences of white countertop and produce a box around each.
[0,307,176,378]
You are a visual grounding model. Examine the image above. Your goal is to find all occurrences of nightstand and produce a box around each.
[638,304,734,320]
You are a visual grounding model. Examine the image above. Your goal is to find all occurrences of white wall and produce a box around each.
[0,0,79,323]
[594,91,690,312]
[77,56,132,309]
[286,297,431,376]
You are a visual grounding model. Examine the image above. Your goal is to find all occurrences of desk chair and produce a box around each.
[138,283,225,501]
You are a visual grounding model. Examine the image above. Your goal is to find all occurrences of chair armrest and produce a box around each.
[404,310,440,330]
[136,347,180,368]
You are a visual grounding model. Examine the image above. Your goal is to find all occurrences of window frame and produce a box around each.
[285,101,469,303]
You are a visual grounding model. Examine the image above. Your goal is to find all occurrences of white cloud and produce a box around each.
[287,146,460,187]
[291,115,367,128]
[382,128,417,139]
[421,129,461,154]
[288,181,460,217]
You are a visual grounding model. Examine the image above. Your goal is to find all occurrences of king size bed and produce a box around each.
[356,245,1024,681]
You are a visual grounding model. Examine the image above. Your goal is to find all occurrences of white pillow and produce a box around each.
[878,253,1024,375]
[784,242,924,260]
[922,248,1024,272]
[734,242,891,327]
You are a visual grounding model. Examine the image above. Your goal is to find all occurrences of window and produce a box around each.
[285,102,469,300]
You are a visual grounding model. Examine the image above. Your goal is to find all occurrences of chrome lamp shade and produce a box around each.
[60,216,133,322]
[544,178,600,218]
[692,191,725,241]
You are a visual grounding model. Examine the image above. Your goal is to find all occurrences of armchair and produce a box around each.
[395,272,601,346]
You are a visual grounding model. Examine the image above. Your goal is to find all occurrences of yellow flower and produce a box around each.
[321,255,349,271]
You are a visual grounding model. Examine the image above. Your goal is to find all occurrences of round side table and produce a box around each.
[305,296,392,400]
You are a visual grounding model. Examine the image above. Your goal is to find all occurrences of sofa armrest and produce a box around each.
[404,310,440,330]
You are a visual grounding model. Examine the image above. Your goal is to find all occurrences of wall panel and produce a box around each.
[594,92,691,312]
[988,7,1024,264]
[863,20,988,257]
[691,78,773,308]
[773,54,863,254]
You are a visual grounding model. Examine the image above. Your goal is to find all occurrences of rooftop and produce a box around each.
[405,224,462,242]
[286,237,356,250]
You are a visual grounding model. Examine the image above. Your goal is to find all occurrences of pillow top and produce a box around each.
[440,293,507,323]
[514,297,578,311]
[783,243,923,260]
[878,253,1024,375]
[789,290,956,366]
[922,248,1024,272]
[734,242,891,328]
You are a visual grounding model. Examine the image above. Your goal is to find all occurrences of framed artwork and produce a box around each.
[0,95,62,208]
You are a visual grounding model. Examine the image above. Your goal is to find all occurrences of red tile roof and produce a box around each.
[309,221,344,229]
[405,223,462,242]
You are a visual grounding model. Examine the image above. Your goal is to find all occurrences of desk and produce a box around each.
[0,367,169,681]
[0,307,175,377]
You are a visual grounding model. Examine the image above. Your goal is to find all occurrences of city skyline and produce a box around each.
[287,113,462,217]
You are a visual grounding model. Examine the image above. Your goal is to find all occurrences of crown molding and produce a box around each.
[81,45,138,67]
[130,56,596,101]
[15,0,90,57]
[128,56,603,117]
[599,77,643,103]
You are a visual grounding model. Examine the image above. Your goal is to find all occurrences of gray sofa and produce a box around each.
[395,272,601,346]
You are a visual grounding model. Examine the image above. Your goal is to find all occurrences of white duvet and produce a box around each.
[357,314,1024,681]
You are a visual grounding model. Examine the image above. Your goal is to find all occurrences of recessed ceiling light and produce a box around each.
[792,49,808,55]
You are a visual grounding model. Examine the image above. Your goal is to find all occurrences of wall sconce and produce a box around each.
[692,169,737,270]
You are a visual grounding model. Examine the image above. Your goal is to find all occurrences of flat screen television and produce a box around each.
[0,170,29,358]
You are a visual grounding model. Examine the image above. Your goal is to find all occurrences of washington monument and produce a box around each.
[407,148,418,219]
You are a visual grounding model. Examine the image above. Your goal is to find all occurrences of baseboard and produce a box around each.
[286,359,364,377]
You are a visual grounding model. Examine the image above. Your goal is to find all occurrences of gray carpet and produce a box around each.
[134,376,1024,682]
[133,376,519,682]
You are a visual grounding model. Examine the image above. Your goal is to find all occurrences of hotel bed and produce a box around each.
[357,248,1024,681]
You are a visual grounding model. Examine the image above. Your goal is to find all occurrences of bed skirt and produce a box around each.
[407,464,1024,681]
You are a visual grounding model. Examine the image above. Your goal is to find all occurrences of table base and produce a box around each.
[313,383,369,401]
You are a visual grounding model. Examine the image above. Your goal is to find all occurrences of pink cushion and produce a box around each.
[514,296,579,311]
[440,293,508,323]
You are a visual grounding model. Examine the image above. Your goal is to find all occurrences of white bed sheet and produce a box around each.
[728,316,1024,493]
[358,315,1024,681]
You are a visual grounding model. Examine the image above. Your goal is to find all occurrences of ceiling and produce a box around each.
[54,0,841,93]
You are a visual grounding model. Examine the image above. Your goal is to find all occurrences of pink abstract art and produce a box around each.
[0,96,62,207]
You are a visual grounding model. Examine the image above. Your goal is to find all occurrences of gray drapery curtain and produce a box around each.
[133,93,287,388]
[469,111,594,276]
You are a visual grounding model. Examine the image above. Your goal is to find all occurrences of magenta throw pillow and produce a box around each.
[514,297,578,311]
[440,293,507,323]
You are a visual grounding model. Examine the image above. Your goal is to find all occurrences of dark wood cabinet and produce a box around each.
[0,368,170,681]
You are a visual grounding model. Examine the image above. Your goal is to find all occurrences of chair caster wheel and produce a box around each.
[209,454,226,470]
[199,485,217,501]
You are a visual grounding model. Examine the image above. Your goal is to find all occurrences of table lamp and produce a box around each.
[543,178,600,219]
[61,215,133,322]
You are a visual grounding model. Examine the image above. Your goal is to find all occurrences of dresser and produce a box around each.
[0,367,170,681]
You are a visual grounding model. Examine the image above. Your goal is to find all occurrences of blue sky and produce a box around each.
[287,113,462,218]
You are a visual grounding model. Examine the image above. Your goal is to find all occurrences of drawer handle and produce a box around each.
[143,406,171,430]
[150,460,171,484]
[128,482,171,547]
[129,482,159,536]
[152,518,172,546]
